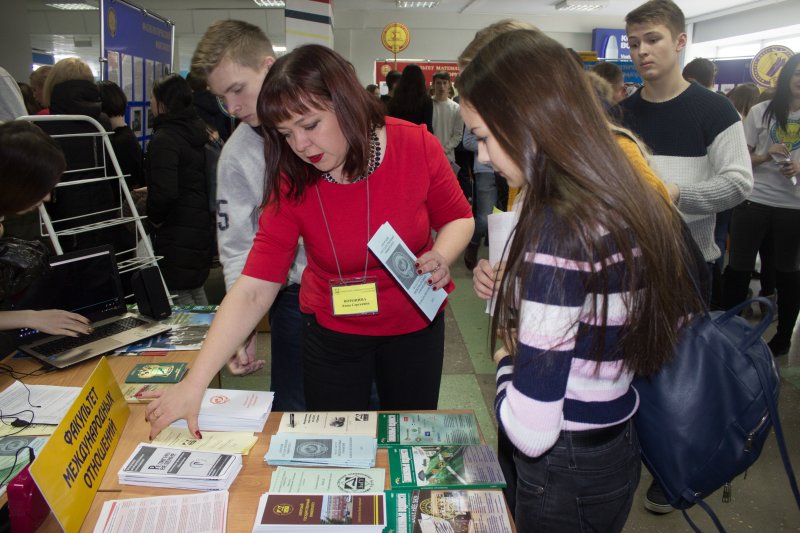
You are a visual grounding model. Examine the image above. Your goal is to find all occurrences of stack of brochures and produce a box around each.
[269,467,386,494]
[277,411,377,437]
[388,444,506,490]
[385,489,513,533]
[252,492,385,532]
[93,491,228,533]
[170,388,274,432]
[377,412,481,447]
[118,444,242,491]
[264,434,377,468]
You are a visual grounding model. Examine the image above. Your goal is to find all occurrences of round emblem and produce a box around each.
[381,23,411,54]
[297,440,330,456]
[108,7,118,38]
[273,503,293,516]
[209,395,229,404]
[750,45,794,88]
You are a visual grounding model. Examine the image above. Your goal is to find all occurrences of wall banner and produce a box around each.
[101,0,174,148]
[375,60,459,87]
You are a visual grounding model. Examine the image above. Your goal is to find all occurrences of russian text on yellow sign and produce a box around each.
[29,357,130,533]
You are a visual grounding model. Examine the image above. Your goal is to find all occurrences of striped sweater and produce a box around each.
[496,215,639,457]
[619,82,753,262]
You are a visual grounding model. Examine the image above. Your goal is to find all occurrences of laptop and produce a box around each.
[13,245,172,368]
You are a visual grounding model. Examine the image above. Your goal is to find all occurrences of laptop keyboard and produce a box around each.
[36,317,149,357]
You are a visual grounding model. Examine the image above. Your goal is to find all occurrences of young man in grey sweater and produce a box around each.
[191,20,307,411]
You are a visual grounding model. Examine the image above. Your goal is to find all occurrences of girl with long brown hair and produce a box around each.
[458,28,701,532]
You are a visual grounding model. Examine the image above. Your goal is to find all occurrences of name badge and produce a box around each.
[330,277,379,316]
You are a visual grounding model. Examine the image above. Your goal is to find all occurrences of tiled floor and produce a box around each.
[213,244,800,531]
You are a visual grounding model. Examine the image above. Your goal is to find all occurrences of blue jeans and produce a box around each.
[269,283,305,411]
[470,172,498,246]
[513,420,641,533]
[171,287,208,306]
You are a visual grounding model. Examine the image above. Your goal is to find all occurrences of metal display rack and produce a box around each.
[20,114,168,301]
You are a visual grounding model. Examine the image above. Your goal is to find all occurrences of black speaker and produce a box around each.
[132,266,171,320]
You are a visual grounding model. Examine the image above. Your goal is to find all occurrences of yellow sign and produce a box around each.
[751,45,794,88]
[382,23,411,54]
[29,357,130,533]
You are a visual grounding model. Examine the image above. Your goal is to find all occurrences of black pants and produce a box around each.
[301,312,445,411]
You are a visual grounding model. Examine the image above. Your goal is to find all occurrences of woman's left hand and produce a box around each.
[416,250,451,290]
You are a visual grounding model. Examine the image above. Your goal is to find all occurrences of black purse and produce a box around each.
[0,237,50,301]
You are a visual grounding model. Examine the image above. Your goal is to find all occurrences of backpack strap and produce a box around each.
[682,498,728,532]
[750,343,800,509]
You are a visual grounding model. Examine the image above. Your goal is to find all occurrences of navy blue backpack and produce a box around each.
[633,297,800,531]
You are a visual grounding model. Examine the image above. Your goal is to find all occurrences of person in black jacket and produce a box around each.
[387,64,433,133]
[97,80,144,190]
[38,57,120,253]
[147,74,214,305]
[186,71,234,142]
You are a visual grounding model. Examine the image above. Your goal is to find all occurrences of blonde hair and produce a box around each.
[42,58,94,107]
[29,65,52,92]
[458,19,539,69]
[190,20,275,82]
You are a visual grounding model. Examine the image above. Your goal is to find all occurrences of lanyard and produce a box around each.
[315,177,371,282]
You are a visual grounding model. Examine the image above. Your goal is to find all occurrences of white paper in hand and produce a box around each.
[486,211,517,315]
[367,221,447,321]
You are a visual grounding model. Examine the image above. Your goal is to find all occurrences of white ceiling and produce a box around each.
[25,0,789,72]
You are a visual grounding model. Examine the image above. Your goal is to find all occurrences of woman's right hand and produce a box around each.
[27,309,91,336]
[142,379,206,440]
[473,259,505,300]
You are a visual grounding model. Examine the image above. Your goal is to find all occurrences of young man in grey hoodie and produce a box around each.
[191,20,307,411]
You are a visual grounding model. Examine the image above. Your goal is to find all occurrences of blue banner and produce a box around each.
[102,0,173,148]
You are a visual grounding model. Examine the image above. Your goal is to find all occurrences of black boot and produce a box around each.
[723,266,754,311]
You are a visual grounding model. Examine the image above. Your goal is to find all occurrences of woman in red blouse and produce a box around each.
[146,45,473,437]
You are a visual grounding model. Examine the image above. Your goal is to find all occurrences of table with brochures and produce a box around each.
[0,350,517,532]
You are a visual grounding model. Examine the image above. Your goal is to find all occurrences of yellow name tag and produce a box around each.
[331,279,379,316]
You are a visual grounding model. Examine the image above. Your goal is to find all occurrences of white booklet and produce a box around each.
[93,491,228,533]
[170,388,274,432]
[269,466,385,494]
[367,221,447,321]
[264,434,377,468]
[277,411,377,437]
[119,444,242,491]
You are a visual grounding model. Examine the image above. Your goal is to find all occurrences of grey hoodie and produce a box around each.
[216,124,306,291]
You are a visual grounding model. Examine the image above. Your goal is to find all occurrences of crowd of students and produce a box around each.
[2,0,798,530]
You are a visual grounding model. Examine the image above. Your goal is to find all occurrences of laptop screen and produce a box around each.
[11,246,125,341]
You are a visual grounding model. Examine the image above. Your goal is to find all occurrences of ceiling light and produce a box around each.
[45,2,98,9]
[253,0,285,7]
[396,1,440,8]
[555,0,609,12]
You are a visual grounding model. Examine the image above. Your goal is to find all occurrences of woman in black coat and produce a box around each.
[146,74,213,305]
[387,64,433,133]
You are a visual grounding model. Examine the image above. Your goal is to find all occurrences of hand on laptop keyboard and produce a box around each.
[0,309,91,336]
[35,317,146,357]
